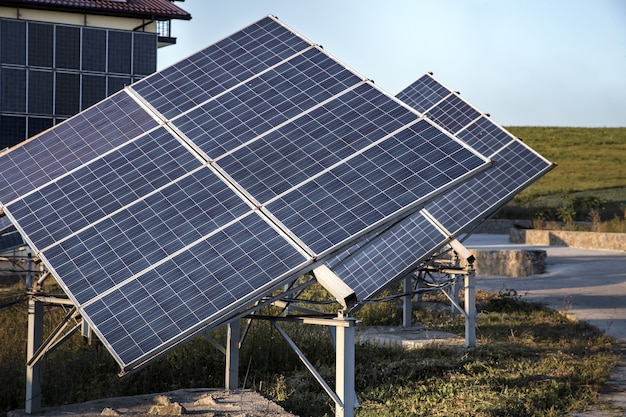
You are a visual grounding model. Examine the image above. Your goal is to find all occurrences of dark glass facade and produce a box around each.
[0,18,157,149]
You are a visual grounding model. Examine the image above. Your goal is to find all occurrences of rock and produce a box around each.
[148,402,186,415]
[465,249,546,277]
[101,408,120,416]
[194,393,218,406]
[153,395,172,406]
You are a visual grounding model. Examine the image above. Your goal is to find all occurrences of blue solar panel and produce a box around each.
[171,47,363,160]
[0,18,502,374]
[216,83,419,204]
[324,74,553,303]
[425,94,481,135]
[266,119,489,255]
[81,212,308,368]
[395,73,450,114]
[425,135,552,235]
[132,16,312,120]
[0,91,158,204]
[41,167,252,306]
[326,213,444,300]
[5,127,202,252]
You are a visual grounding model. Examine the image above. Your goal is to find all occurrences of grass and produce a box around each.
[497,127,626,224]
[0,284,619,417]
[506,127,626,199]
[268,291,618,416]
[2,126,625,414]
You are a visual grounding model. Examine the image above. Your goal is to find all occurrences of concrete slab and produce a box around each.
[465,234,626,417]
[465,234,626,341]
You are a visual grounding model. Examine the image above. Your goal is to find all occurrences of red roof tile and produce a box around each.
[2,0,191,20]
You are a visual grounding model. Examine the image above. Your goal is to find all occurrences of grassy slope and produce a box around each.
[505,127,626,199]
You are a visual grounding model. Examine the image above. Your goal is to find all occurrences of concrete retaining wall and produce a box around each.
[510,229,626,251]
[465,249,547,277]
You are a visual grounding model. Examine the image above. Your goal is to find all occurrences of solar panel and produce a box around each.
[0,17,493,373]
[0,216,23,252]
[326,73,554,303]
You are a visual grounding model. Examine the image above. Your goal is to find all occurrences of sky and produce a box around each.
[157,0,626,127]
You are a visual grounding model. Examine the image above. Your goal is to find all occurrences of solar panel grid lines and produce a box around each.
[2,124,208,255]
[0,90,159,205]
[265,119,494,257]
[322,73,554,304]
[78,211,311,369]
[396,73,487,136]
[171,48,366,162]
[217,83,423,207]
[395,73,451,114]
[132,15,315,120]
[424,140,555,236]
[325,208,449,301]
[426,94,482,135]
[37,166,260,307]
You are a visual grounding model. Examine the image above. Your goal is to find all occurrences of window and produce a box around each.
[28,70,54,114]
[108,31,132,74]
[27,117,54,138]
[28,22,53,67]
[0,115,26,149]
[107,75,131,96]
[55,72,80,116]
[82,28,106,72]
[0,68,26,112]
[133,32,157,76]
[56,25,81,70]
[82,74,106,109]
[1,19,26,65]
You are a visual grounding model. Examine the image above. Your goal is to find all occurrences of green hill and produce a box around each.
[507,126,626,198]
[501,127,626,222]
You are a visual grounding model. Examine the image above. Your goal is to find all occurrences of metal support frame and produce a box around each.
[402,274,412,327]
[25,294,80,414]
[267,313,357,417]
[408,239,477,347]
[464,267,476,347]
[225,320,240,390]
[26,296,43,414]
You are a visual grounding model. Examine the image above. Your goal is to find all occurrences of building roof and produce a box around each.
[2,0,191,20]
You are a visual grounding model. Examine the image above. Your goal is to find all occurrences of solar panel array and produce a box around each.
[325,73,553,302]
[0,16,499,373]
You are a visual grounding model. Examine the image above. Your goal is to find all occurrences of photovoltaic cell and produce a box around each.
[324,74,553,304]
[0,17,507,373]
[6,127,202,252]
[81,212,308,366]
[171,47,363,160]
[425,94,481,135]
[425,137,551,235]
[267,119,488,255]
[0,91,158,204]
[326,213,443,300]
[41,167,253,306]
[216,83,419,204]
[132,16,311,120]
[395,74,450,114]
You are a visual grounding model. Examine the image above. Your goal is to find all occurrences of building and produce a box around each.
[0,0,191,149]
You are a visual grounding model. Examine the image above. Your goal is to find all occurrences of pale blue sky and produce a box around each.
[158,0,626,127]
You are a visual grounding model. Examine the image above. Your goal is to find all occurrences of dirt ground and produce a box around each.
[8,388,296,417]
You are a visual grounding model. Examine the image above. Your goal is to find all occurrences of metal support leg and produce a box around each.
[26,296,43,414]
[225,320,240,390]
[464,269,476,347]
[335,317,356,417]
[451,274,463,314]
[402,275,412,327]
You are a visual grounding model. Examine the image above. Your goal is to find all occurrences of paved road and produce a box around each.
[465,234,626,417]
